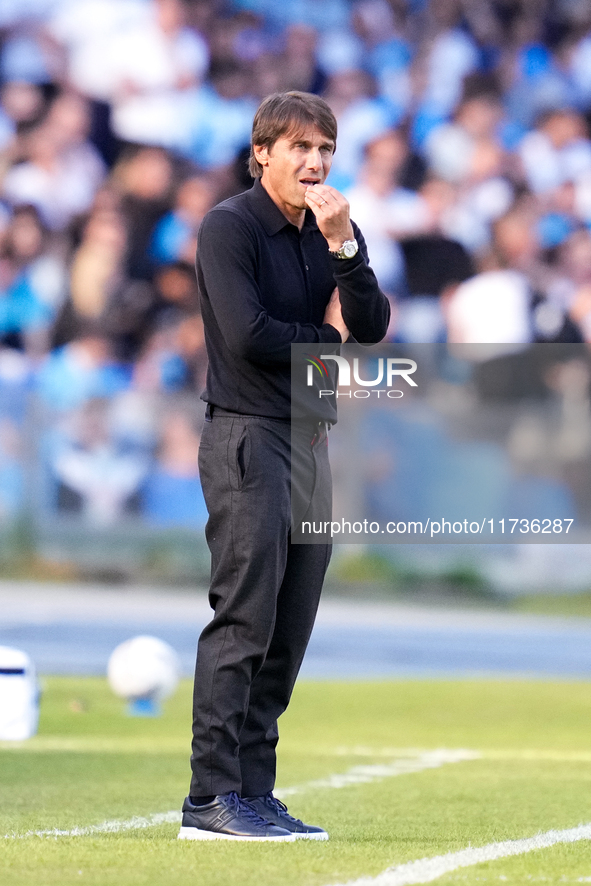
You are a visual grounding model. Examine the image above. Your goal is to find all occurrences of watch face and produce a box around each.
[343,241,357,258]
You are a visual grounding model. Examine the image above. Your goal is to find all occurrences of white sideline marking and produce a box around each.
[2,749,477,840]
[326,824,591,886]
[276,750,479,798]
[332,746,591,762]
[5,811,182,840]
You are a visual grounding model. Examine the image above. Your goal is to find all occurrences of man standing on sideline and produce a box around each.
[179,91,390,842]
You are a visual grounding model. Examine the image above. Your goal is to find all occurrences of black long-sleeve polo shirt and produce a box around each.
[197,178,390,420]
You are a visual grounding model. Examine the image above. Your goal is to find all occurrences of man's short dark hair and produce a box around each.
[249,91,337,179]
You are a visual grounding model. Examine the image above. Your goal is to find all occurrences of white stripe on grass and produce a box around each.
[326,824,591,886]
[276,750,479,797]
[2,749,477,840]
[6,811,182,840]
[332,747,591,762]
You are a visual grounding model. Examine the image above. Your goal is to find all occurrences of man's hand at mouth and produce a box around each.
[304,184,355,252]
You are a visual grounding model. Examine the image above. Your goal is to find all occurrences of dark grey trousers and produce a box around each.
[189,411,332,798]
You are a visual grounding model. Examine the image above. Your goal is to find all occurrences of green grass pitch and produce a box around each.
[2,677,591,886]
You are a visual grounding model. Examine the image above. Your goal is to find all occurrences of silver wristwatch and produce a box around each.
[329,238,358,259]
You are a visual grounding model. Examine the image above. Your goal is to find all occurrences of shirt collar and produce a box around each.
[248,178,319,236]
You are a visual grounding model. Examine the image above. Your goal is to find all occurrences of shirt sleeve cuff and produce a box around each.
[330,252,365,275]
[320,323,343,342]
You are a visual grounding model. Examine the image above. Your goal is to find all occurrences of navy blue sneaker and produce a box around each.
[178,792,295,841]
[244,793,328,840]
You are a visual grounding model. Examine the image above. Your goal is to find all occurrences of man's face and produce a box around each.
[254,126,335,219]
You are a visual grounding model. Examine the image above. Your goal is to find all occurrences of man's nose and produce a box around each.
[305,148,322,170]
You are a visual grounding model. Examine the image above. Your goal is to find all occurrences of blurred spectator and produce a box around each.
[141,400,207,528]
[446,269,533,344]
[443,141,514,253]
[46,0,148,101]
[352,0,412,122]
[346,130,426,295]
[233,0,350,34]
[517,109,591,195]
[0,81,47,167]
[396,234,475,342]
[0,417,25,520]
[44,91,107,174]
[445,199,582,345]
[1,204,68,354]
[67,207,129,325]
[504,31,571,130]
[2,109,106,230]
[151,262,200,323]
[180,60,257,169]
[48,396,148,524]
[444,203,534,344]
[35,335,130,412]
[111,145,175,279]
[569,25,591,110]
[422,83,515,251]
[0,29,53,86]
[109,0,209,149]
[424,87,504,182]
[536,179,578,251]
[561,230,591,342]
[412,0,480,144]
[0,247,54,354]
[50,0,209,150]
[149,175,214,265]
[131,289,206,395]
[0,0,57,29]
[175,312,207,393]
[108,388,160,452]
[279,25,326,95]
[323,69,394,188]
[132,323,190,394]
[52,205,157,360]
[0,345,33,425]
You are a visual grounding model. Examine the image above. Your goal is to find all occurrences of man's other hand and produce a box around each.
[323,287,349,342]
[304,185,355,253]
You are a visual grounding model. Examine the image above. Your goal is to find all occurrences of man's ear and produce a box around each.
[253,144,269,167]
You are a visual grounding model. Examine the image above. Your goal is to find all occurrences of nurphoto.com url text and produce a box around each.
[301,518,574,538]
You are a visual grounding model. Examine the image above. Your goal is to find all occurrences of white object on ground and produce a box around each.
[0,646,39,740]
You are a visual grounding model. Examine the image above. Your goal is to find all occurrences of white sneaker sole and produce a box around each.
[178,827,296,842]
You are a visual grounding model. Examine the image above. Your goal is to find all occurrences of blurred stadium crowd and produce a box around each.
[2,0,591,528]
